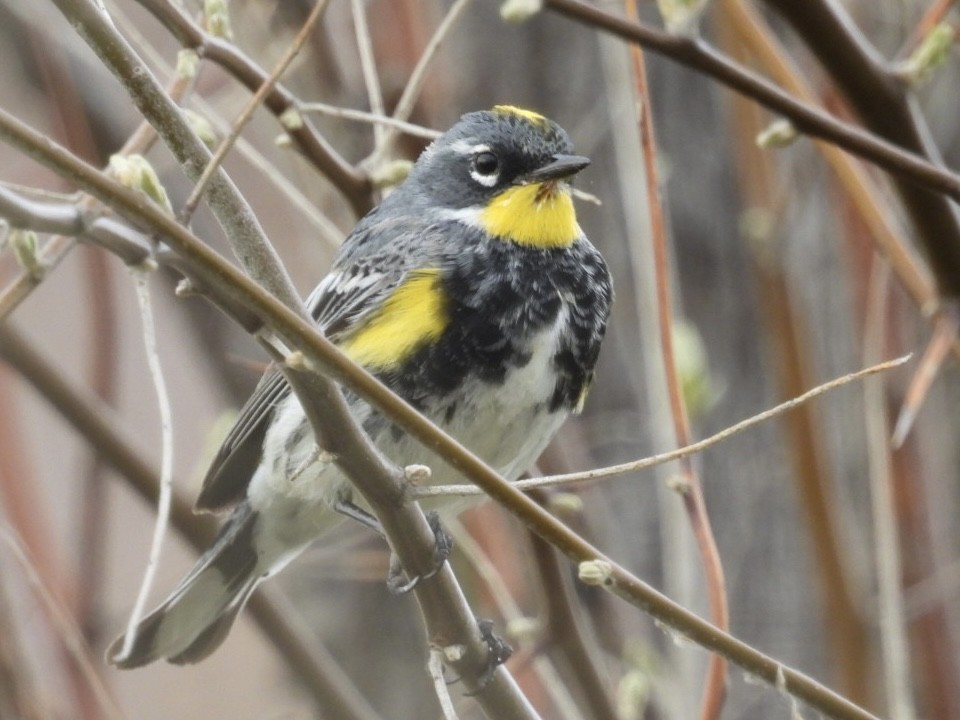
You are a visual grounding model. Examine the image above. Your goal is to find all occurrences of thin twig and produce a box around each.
[180,0,331,223]
[429,649,461,720]
[350,0,386,147]
[133,0,372,215]
[118,268,176,659]
[102,5,345,249]
[891,306,959,447]
[415,355,912,498]
[374,0,474,158]
[299,103,441,139]
[863,259,917,720]
[53,0,306,317]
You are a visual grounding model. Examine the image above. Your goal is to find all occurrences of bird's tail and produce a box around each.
[107,503,263,668]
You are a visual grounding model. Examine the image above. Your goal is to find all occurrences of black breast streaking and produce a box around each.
[377,228,613,415]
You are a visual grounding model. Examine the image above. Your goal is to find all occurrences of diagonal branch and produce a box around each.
[0,103,882,720]
[543,0,960,218]
[0,115,541,720]
[759,0,960,297]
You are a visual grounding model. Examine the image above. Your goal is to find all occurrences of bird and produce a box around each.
[108,105,613,668]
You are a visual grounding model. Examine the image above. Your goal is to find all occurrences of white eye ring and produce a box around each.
[470,151,500,187]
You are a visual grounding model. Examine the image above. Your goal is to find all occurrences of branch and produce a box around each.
[759,0,960,296]
[623,19,727,718]
[0,117,540,720]
[416,354,910,497]
[0,185,152,263]
[180,0,331,223]
[0,70,189,322]
[0,105,883,720]
[543,0,960,214]
[0,531,124,720]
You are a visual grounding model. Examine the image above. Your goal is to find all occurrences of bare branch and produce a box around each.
[418,354,911,497]
[52,0,306,318]
[543,0,960,207]
[0,106,884,720]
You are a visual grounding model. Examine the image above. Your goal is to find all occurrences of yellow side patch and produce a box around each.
[339,270,447,370]
[481,183,580,248]
[492,105,547,126]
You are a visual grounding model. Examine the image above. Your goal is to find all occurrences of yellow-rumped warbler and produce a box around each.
[108,106,613,668]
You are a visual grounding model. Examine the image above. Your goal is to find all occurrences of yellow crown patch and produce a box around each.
[492,105,548,127]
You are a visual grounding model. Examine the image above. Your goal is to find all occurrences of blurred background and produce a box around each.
[0,0,958,718]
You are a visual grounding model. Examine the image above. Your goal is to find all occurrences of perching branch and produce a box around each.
[0,104,883,720]
[0,107,541,720]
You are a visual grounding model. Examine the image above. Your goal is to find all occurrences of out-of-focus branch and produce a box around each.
[623,18,727,718]
[862,263,917,720]
[525,501,618,720]
[720,0,934,316]
[0,325,384,720]
[1,531,125,720]
[542,0,960,208]
[133,0,372,216]
[0,185,152,263]
[0,105,883,720]
[758,0,960,297]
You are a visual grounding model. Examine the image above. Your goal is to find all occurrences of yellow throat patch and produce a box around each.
[339,270,447,369]
[481,183,580,248]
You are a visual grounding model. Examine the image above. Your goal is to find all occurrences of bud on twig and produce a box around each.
[204,0,233,40]
[756,119,798,149]
[500,0,543,24]
[578,558,614,586]
[9,229,43,279]
[108,154,173,215]
[900,23,955,85]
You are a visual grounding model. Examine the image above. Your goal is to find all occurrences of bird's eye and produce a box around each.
[470,151,500,188]
[473,151,500,176]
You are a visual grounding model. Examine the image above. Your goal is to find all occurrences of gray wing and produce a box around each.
[194,368,287,512]
[194,221,422,512]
